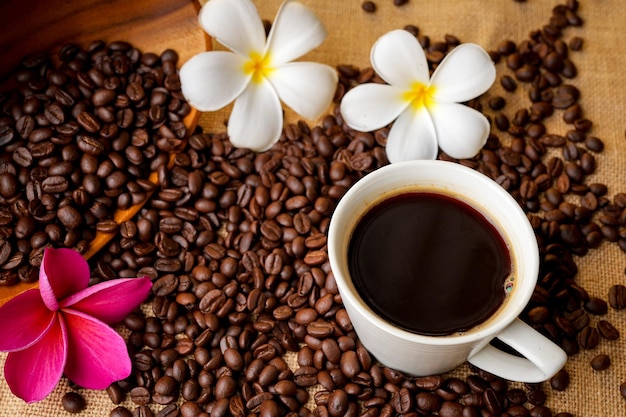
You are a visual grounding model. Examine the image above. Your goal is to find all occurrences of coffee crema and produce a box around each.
[348,191,513,336]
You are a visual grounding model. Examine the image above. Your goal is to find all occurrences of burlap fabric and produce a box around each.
[1,0,625,416]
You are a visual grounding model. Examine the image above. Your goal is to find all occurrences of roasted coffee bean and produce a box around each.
[107,382,126,405]
[597,320,619,340]
[415,392,441,412]
[95,219,118,234]
[554,86,580,109]
[567,309,589,331]
[577,325,599,349]
[550,369,570,391]
[92,88,116,106]
[0,172,18,198]
[294,366,318,387]
[526,389,546,406]
[154,375,179,405]
[223,348,244,371]
[0,126,14,146]
[13,146,33,167]
[620,382,626,401]
[608,284,626,309]
[31,141,55,158]
[440,401,464,417]
[273,304,293,321]
[77,135,106,155]
[130,387,151,405]
[361,1,376,12]
[257,399,280,417]
[327,389,349,417]
[181,380,201,402]
[529,405,553,417]
[590,354,610,371]
[584,297,608,315]
[15,115,34,139]
[339,351,360,378]
[585,136,604,152]
[132,405,154,417]
[245,392,273,411]
[111,406,133,417]
[77,111,101,132]
[62,392,86,413]
[156,404,179,417]
[214,375,237,399]
[307,319,334,337]
[57,205,83,228]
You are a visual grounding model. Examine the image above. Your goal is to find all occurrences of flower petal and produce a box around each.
[4,316,67,403]
[340,83,408,132]
[266,0,327,64]
[199,0,265,57]
[370,29,430,89]
[180,51,250,112]
[270,62,337,120]
[61,309,132,390]
[39,248,90,311]
[430,102,490,159]
[60,277,152,324]
[430,43,496,103]
[0,289,55,352]
[385,108,438,163]
[227,80,283,151]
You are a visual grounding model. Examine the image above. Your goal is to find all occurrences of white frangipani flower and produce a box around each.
[180,0,338,151]
[340,29,496,163]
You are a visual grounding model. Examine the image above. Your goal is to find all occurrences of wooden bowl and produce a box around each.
[0,0,209,305]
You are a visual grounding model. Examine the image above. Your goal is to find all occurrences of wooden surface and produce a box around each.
[0,0,208,82]
[0,0,209,305]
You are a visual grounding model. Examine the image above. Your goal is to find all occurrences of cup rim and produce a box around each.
[327,160,540,346]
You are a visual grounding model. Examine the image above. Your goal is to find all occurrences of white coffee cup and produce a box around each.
[327,160,567,383]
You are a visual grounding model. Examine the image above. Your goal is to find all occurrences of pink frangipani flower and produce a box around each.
[0,247,152,403]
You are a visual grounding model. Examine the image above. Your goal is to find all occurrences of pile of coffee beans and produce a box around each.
[0,40,190,285]
[72,3,611,416]
[88,119,579,417]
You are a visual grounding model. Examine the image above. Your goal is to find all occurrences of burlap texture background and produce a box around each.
[1,0,625,416]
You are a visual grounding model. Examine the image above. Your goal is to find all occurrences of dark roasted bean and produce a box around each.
[107,382,125,405]
[294,366,318,387]
[550,369,570,391]
[609,284,626,309]
[590,354,611,371]
[130,387,151,406]
[111,406,133,417]
[577,325,599,349]
[597,320,619,340]
[584,297,608,315]
[62,392,86,413]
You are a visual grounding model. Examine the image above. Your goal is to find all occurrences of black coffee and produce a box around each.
[348,192,512,336]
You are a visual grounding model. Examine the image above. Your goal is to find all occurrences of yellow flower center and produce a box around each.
[243,52,274,84]
[403,82,436,111]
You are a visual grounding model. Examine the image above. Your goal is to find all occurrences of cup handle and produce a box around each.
[467,318,567,383]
